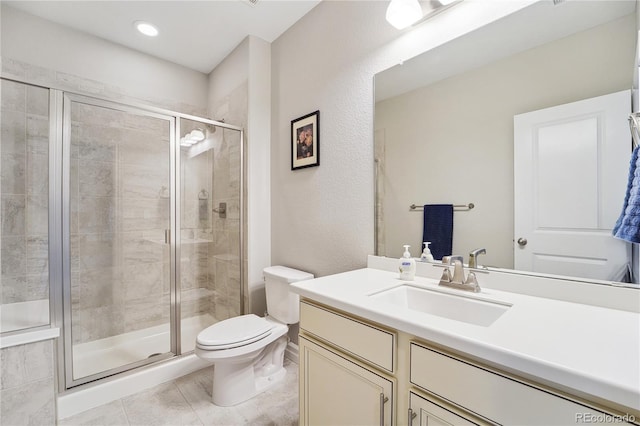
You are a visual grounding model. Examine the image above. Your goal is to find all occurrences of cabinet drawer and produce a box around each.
[300,301,395,372]
[410,343,629,425]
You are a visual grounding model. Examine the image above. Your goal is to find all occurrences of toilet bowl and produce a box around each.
[195,266,313,406]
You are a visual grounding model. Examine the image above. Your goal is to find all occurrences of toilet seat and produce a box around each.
[197,314,273,350]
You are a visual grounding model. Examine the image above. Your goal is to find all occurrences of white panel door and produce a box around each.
[514,90,631,281]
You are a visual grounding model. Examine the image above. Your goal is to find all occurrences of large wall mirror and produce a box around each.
[374,0,640,286]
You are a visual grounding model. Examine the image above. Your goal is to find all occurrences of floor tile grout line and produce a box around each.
[117,395,132,426]
[171,379,204,426]
[173,376,206,426]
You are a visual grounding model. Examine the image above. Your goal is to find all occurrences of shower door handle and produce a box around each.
[165,229,171,244]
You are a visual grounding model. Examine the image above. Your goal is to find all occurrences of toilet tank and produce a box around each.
[263,266,313,324]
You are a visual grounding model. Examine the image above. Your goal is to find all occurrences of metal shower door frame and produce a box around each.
[49,88,245,392]
[173,115,247,354]
[59,92,178,389]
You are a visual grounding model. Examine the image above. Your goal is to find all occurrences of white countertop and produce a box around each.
[291,266,640,413]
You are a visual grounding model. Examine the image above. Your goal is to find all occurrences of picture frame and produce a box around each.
[291,110,320,170]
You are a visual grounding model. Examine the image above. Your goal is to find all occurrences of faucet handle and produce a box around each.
[464,272,481,292]
[439,267,452,284]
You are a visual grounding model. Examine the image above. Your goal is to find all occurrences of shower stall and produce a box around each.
[0,77,244,390]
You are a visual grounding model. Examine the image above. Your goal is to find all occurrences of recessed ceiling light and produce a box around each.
[134,21,159,37]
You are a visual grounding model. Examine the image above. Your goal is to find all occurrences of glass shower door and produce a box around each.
[63,94,175,385]
[178,117,243,353]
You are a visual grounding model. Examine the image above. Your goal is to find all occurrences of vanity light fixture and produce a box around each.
[385,0,423,29]
[134,21,159,37]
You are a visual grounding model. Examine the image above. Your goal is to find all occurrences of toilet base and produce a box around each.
[211,335,288,406]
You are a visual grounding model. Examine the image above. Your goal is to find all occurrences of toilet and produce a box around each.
[195,265,313,406]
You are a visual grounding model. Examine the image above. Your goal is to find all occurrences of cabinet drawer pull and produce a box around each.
[380,393,389,426]
[408,408,417,426]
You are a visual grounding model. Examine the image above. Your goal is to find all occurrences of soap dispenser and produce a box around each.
[398,245,416,280]
[420,241,434,262]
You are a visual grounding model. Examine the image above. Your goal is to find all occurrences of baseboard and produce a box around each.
[285,341,299,364]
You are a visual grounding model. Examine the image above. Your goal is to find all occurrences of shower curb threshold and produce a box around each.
[57,353,209,420]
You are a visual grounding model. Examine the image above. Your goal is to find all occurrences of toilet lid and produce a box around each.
[196,314,272,349]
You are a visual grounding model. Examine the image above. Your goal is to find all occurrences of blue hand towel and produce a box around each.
[422,204,453,260]
[613,146,640,243]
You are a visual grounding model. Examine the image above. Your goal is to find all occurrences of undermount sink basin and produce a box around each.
[369,284,511,327]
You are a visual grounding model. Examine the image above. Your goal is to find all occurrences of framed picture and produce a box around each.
[291,110,320,170]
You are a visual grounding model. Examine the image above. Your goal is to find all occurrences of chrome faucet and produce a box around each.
[468,248,487,269]
[439,255,481,292]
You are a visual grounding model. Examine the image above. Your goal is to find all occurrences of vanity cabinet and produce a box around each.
[410,342,634,425]
[299,337,394,425]
[298,301,396,425]
[298,299,638,426]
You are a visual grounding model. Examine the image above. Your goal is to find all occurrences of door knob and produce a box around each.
[517,237,528,246]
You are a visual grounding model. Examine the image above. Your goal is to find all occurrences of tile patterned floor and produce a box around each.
[58,360,299,426]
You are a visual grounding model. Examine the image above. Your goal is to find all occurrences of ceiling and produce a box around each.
[4,0,322,74]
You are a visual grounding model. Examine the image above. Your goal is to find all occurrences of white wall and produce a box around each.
[376,14,635,268]
[270,0,536,277]
[1,5,208,112]
[207,38,249,112]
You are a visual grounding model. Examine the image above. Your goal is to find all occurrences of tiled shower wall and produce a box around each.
[208,81,247,320]
[0,339,56,425]
[180,120,215,321]
[179,90,245,324]
[69,102,172,344]
[0,79,49,308]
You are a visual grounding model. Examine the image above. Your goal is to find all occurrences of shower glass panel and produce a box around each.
[0,79,50,333]
[65,95,174,383]
[179,118,242,352]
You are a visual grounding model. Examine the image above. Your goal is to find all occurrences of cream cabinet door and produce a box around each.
[409,392,488,426]
[299,336,394,426]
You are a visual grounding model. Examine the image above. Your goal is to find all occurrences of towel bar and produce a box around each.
[410,203,474,211]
